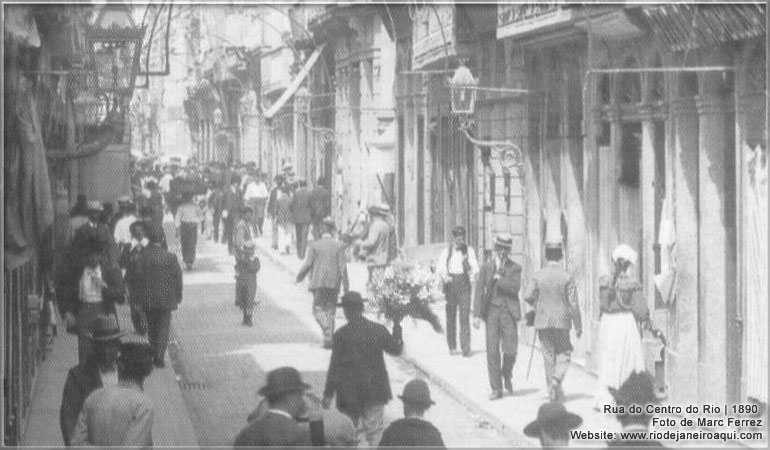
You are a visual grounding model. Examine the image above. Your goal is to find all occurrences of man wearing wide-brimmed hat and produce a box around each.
[72,200,120,268]
[60,315,126,446]
[523,401,582,448]
[607,371,665,447]
[234,367,312,447]
[296,216,349,348]
[378,379,446,447]
[524,239,582,402]
[473,234,523,400]
[357,204,395,266]
[323,291,403,446]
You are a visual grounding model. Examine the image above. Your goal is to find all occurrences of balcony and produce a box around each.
[260,46,295,98]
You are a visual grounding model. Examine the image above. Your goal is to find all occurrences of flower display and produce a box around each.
[368,261,444,333]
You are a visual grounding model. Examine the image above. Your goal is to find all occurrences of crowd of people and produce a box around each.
[53,154,664,448]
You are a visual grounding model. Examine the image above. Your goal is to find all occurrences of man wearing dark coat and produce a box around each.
[309,177,331,241]
[222,176,243,255]
[290,179,313,259]
[322,291,403,446]
[72,201,120,269]
[233,367,312,447]
[59,315,126,446]
[378,379,445,448]
[473,234,523,400]
[133,228,183,368]
[524,241,582,402]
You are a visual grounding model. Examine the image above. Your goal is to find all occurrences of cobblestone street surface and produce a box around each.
[167,228,514,447]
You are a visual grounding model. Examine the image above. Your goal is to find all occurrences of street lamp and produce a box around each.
[449,63,478,129]
[448,63,524,171]
[84,4,145,126]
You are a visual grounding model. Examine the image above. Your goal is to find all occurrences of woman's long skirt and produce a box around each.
[594,310,646,405]
[180,222,198,266]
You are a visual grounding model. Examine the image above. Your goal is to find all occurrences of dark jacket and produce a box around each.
[56,252,125,317]
[233,411,310,447]
[378,418,445,448]
[222,186,242,215]
[73,222,120,268]
[290,187,313,224]
[309,186,331,220]
[473,258,522,321]
[133,244,183,310]
[324,317,403,417]
[143,220,168,251]
[124,245,144,306]
[266,187,280,217]
[60,361,102,446]
[208,188,224,213]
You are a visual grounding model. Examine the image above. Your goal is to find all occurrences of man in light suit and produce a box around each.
[473,234,522,400]
[296,217,349,348]
[524,241,582,402]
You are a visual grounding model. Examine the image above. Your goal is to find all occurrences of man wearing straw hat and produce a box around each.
[524,239,582,403]
[233,366,312,447]
[378,379,446,447]
[523,401,583,448]
[473,234,522,401]
[60,315,126,446]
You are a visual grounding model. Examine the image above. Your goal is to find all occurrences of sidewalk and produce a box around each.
[253,235,754,448]
[21,254,199,446]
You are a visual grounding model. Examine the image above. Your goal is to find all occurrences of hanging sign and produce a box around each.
[497,4,574,40]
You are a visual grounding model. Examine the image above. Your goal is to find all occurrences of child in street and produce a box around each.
[235,241,261,326]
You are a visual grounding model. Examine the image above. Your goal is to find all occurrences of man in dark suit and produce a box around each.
[208,180,225,242]
[524,241,582,402]
[473,234,522,400]
[378,379,445,448]
[222,176,242,254]
[72,201,120,269]
[309,177,331,241]
[296,217,349,348]
[134,226,183,367]
[322,292,403,446]
[523,401,582,448]
[234,367,312,447]
[290,179,313,259]
[60,315,126,446]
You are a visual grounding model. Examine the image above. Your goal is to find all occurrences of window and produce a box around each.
[619,122,641,187]
[649,54,664,102]
[619,56,641,104]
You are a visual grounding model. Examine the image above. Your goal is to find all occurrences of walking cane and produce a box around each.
[526,330,537,380]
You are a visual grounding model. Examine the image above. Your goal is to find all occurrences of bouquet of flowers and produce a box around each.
[369,261,444,333]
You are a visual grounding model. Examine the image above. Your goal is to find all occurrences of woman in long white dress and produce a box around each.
[594,244,648,408]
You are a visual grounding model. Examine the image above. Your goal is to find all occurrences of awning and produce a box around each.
[263,43,327,119]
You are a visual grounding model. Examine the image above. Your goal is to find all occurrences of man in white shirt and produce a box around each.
[113,200,138,268]
[435,226,479,357]
[243,173,269,236]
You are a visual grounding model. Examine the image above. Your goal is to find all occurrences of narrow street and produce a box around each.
[164,223,513,447]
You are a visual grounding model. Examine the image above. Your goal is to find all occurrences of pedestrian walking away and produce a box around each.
[296,217,349,348]
[59,315,126,446]
[175,192,205,270]
[266,175,284,250]
[71,342,156,449]
[235,241,261,326]
[125,221,150,336]
[222,176,243,255]
[309,177,331,241]
[594,244,647,408]
[524,240,582,402]
[133,230,184,368]
[435,225,479,357]
[243,171,269,236]
[276,184,294,255]
[378,379,446,448]
[523,401,583,448]
[208,180,225,242]
[473,234,522,400]
[323,292,403,446]
[290,179,313,259]
[233,366,312,447]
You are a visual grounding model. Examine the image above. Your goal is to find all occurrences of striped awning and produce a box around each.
[641,3,765,52]
[263,43,327,119]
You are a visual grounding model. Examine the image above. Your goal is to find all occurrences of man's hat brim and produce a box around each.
[523,411,583,437]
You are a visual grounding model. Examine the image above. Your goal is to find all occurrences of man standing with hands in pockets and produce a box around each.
[473,234,522,400]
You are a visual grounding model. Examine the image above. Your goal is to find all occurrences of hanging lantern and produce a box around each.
[85,4,145,123]
[449,63,478,115]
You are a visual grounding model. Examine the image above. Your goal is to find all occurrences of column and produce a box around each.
[696,69,734,405]
[639,106,656,322]
[670,96,699,405]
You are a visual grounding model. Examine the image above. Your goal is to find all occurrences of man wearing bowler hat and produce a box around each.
[233,367,312,447]
[60,315,126,446]
[473,234,523,400]
[436,225,479,357]
[296,216,349,348]
[524,240,582,402]
[323,291,403,446]
[378,379,446,448]
[523,401,582,448]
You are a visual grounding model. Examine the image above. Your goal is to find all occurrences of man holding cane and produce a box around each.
[523,240,582,402]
